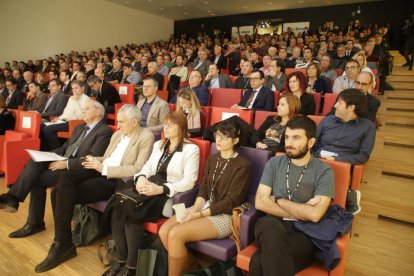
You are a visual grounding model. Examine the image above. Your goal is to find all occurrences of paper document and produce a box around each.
[320,150,338,158]
[221,112,240,121]
[173,203,186,222]
[26,150,67,162]
[119,86,128,95]
[44,119,66,126]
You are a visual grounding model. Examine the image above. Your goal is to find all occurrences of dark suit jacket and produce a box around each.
[42,90,68,118]
[238,86,275,111]
[211,55,227,70]
[97,82,121,110]
[170,85,210,106]
[54,120,112,169]
[6,89,25,109]
[150,72,164,90]
[233,76,252,90]
[203,74,233,88]
[0,88,9,102]
[0,108,15,135]
[62,81,72,95]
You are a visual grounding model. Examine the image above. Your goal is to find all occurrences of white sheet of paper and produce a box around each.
[173,203,186,222]
[320,150,338,158]
[22,116,31,129]
[221,112,239,121]
[119,86,128,95]
[26,149,67,162]
[44,119,66,126]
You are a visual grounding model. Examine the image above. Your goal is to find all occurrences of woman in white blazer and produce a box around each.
[104,111,200,276]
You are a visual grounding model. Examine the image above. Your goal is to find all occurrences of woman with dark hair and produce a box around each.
[0,95,15,134]
[306,62,331,95]
[284,71,316,116]
[256,94,301,154]
[103,111,200,276]
[159,121,251,276]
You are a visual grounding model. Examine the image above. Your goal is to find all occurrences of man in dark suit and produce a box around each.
[211,45,227,70]
[41,79,68,119]
[59,70,72,95]
[0,100,112,238]
[231,69,275,111]
[87,75,121,113]
[0,78,9,101]
[170,70,209,106]
[5,78,24,109]
[203,63,232,88]
[327,71,381,122]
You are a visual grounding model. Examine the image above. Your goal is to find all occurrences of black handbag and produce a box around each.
[114,174,167,217]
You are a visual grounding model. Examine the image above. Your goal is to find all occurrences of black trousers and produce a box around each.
[8,159,62,225]
[51,168,116,244]
[40,122,69,151]
[249,215,315,276]
[111,209,146,268]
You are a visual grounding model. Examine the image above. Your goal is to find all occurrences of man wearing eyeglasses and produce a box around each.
[231,69,274,111]
[328,71,381,123]
[332,59,360,93]
[33,78,67,119]
[137,76,170,135]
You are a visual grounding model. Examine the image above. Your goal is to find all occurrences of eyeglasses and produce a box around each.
[355,81,370,86]
[163,122,175,128]
[345,66,358,70]
[143,85,155,89]
[214,132,230,141]
[249,77,262,81]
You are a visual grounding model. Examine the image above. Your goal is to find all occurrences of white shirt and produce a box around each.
[209,76,220,88]
[102,135,131,176]
[59,94,89,121]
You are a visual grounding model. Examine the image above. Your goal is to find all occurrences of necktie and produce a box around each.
[43,95,53,112]
[63,126,90,158]
[245,90,257,108]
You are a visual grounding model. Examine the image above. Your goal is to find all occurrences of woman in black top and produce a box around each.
[284,71,316,116]
[256,94,301,154]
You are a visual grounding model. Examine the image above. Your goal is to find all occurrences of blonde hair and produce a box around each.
[176,88,202,117]
[352,52,367,68]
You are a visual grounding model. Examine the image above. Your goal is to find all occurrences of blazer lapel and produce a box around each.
[147,97,158,126]
[120,128,140,164]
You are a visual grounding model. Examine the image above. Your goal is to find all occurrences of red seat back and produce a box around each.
[229,75,238,84]
[15,111,41,138]
[210,88,243,108]
[254,111,277,129]
[320,159,351,208]
[209,107,253,126]
[310,92,321,115]
[274,90,280,109]
[113,84,135,104]
[307,115,324,126]
[201,106,212,129]
[189,138,211,184]
[322,93,337,115]
[334,68,343,77]
[285,68,306,76]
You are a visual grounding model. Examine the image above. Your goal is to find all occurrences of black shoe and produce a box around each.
[346,188,361,215]
[35,241,77,273]
[102,261,125,276]
[9,223,46,238]
[118,266,136,276]
[0,193,19,212]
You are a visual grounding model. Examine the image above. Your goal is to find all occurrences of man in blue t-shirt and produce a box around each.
[250,116,334,276]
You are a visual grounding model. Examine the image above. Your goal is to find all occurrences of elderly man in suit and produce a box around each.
[87,75,121,113]
[0,100,112,235]
[211,45,227,70]
[137,76,170,135]
[35,104,155,273]
[189,49,211,76]
[231,69,275,111]
[40,79,68,119]
[203,63,232,88]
